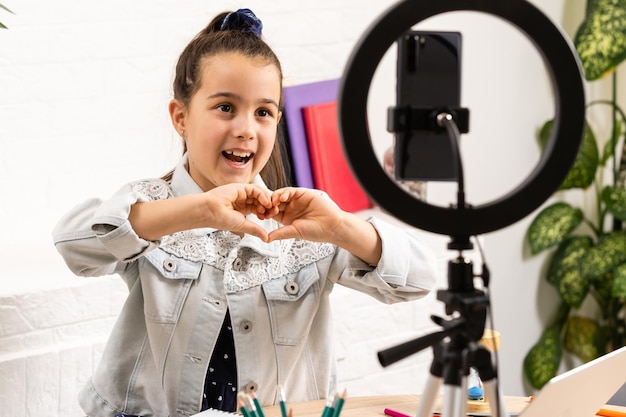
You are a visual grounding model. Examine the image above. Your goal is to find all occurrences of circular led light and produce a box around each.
[339,0,585,237]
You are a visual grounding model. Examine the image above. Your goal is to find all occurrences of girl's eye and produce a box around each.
[257,108,271,117]
[217,104,232,113]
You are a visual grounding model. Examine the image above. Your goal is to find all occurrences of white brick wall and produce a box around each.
[0,0,588,416]
[0,277,127,417]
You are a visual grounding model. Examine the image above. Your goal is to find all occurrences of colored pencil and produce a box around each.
[320,391,337,417]
[278,385,288,417]
[384,408,412,417]
[331,389,347,417]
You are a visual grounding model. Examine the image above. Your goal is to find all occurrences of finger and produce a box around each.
[267,224,299,242]
[257,207,282,223]
[244,184,274,208]
[257,203,280,219]
[268,204,280,217]
[255,204,274,220]
[259,190,275,209]
[271,187,295,205]
[238,221,269,242]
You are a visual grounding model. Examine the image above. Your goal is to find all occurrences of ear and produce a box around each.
[169,99,186,136]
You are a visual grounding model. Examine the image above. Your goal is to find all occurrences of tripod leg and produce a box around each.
[441,364,468,417]
[482,380,509,417]
[441,384,466,417]
[459,375,468,416]
[440,337,470,417]
[415,343,444,417]
[415,374,442,417]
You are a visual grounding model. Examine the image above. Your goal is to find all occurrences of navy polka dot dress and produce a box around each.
[201,309,238,412]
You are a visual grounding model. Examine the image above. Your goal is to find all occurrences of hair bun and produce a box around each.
[220,8,263,37]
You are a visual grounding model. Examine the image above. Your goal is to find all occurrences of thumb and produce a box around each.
[267,224,299,242]
[239,221,269,242]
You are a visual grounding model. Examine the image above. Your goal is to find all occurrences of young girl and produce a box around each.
[53,8,438,417]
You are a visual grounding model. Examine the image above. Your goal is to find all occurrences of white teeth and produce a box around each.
[224,150,252,158]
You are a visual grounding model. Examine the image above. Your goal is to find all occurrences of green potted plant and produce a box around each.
[523,0,626,390]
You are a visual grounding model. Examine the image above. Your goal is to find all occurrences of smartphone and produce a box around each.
[393,31,462,181]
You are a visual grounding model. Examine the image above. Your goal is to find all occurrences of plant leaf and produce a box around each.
[583,0,600,16]
[564,315,605,362]
[559,270,592,308]
[527,202,584,255]
[547,236,594,307]
[602,185,626,220]
[0,3,13,29]
[601,118,624,166]
[612,262,626,298]
[538,119,553,149]
[523,324,563,389]
[538,120,598,190]
[574,0,626,80]
[591,271,616,309]
[547,236,594,285]
[581,231,626,280]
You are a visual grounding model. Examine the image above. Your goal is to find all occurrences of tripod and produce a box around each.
[378,236,509,417]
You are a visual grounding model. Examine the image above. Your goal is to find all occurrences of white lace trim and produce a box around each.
[161,231,335,292]
[133,179,172,201]
[132,179,336,293]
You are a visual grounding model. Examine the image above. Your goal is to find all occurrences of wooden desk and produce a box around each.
[261,395,531,417]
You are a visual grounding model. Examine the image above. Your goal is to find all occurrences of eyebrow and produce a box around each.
[207,92,279,109]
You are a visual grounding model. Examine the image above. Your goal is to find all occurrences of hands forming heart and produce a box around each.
[207,183,344,244]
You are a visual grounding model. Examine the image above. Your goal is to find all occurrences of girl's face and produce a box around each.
[171,52,282,192]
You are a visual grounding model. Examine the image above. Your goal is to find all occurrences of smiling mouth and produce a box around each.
[223,150,253,164]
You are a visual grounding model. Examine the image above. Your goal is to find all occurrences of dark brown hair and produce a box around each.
[164,11,289,189]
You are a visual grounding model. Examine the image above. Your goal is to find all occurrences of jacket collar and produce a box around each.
[169,153,281,257]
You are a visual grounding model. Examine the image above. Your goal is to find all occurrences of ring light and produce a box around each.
[338,0,585,237]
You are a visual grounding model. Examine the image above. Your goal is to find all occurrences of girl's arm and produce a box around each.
[129,183,276,241]
[53,181,276,277]
[327,211,382,266]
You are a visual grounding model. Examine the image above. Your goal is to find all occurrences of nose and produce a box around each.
[233,112,255,140]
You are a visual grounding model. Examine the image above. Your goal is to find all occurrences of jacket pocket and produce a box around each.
[140,249,202,323]
[262,263,321,345]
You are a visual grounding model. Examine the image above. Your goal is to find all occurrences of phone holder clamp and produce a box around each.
[387,106,470,134]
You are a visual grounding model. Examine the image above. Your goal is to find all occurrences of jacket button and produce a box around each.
[244,382,258,393]
[284,281,299,295]
[163,258,177,272]
[240,320,253,333]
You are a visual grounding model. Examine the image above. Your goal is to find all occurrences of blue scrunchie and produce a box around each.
[220,8,263,37]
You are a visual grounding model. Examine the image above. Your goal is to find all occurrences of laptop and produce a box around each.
[520,345,626,417]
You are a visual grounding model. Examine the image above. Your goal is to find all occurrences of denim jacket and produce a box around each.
[52,156,438,417]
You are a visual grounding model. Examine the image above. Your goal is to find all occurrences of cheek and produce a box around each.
[187,125,221,149]
[185,137,221,167]
[259,129,278,158]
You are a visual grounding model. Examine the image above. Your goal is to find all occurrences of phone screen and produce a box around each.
[393,31,462,181]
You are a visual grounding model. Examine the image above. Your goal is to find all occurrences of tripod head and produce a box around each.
[378,237,490,369]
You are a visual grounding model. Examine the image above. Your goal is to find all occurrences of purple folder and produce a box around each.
[282,79,340,188]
